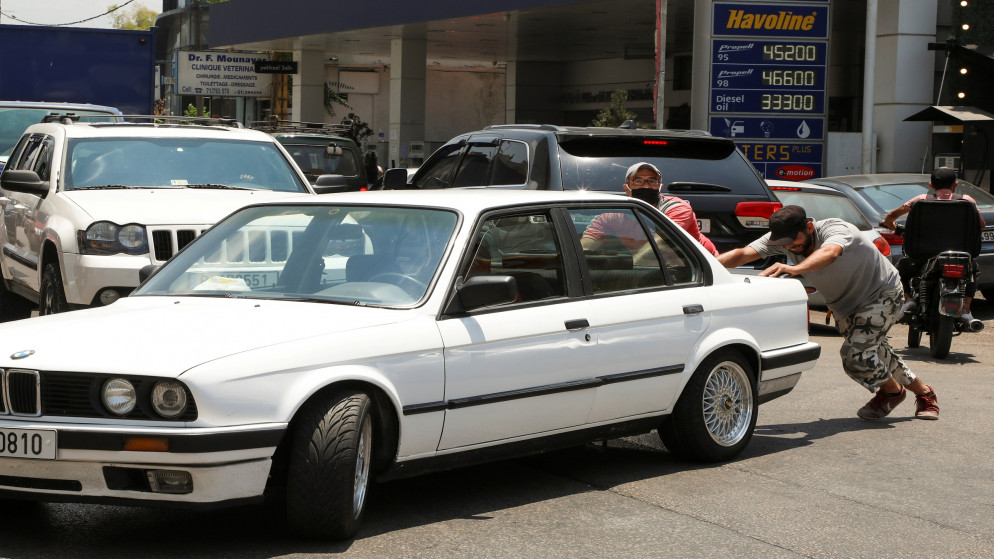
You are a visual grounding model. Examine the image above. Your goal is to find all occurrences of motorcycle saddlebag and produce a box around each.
[903,199,981,260]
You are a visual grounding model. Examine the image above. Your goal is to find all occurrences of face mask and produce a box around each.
[629,187,660,206]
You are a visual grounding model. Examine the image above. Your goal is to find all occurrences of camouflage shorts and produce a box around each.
[834,287,916,391]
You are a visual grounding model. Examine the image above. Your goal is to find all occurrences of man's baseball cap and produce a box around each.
[625,162,661,180]
[931,166,957,190]
[768,205,811,245]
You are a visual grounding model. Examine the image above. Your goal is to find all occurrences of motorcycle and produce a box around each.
[901,241,983,359]
[892,198,985,359]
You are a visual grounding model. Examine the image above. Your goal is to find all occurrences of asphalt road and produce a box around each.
[1,300,992,558]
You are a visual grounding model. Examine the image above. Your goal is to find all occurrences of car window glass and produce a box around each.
[10,135,43,171]
[29,138,53,181]
[139,204,459,306]
[773,190,872,230]
[571,207,669,293]
[64,138,309,192]
[490,140,528,186]
[452,144,496,187]
[556,137,766,194]
[855,183,928,213]
[414,143,463,189]
[464,211,567,303]
[953,181,994,209]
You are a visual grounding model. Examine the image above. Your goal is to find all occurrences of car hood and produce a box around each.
[0,297,416,375]
[61,189,310,225]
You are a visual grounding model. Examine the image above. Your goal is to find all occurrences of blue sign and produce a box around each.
[711,90,824,114]
[734,142,824,180]
[713,39,827,65]
[713,3,829,39]
[709,116,824,141]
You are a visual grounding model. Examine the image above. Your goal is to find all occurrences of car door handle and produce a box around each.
[683,304,704,315]
[564,318,589,330]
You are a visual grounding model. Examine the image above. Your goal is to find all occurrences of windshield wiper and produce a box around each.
[183,183,255,190]
[72,184,138,190]
[666,182,733,193]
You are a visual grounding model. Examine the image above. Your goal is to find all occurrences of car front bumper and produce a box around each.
[0,421,286,506]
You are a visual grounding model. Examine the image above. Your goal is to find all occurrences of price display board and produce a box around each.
[708,2,829,180]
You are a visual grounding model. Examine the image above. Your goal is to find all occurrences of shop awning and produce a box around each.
[904,105,994,124]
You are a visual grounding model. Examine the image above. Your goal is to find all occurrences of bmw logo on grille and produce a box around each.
[10,350,35,360]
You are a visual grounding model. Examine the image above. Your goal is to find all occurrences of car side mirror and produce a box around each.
[138,264,159,283]
[382,167,411,189]
[444,275,518,314]
[1,169,48,196]
[313,174,350,194]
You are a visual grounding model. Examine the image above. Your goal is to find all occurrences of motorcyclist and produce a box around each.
[880,167,985,324]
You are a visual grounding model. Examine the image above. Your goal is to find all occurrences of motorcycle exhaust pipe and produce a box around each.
[967,318,985,332]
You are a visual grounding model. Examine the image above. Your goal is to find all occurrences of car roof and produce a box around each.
[766,179,847,196]
[23,121,275,141]
[481,124,714,138]
[0,101,122,113]
[806,173,931,189]
[264,188,629,213]
[271,133,355,143]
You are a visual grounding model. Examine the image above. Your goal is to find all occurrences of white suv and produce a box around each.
[0,115,314,316]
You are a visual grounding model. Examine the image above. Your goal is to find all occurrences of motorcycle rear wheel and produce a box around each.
[929,314,954,359]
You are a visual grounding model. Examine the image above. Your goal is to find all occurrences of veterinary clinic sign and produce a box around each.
[176,51,273,98]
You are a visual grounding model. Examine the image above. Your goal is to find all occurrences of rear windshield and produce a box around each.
[556,136,768,194]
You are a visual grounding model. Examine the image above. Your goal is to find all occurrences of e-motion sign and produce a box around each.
[708,2,829,181]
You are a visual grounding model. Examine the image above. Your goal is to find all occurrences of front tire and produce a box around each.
[39,262,69,315]
[659,349,757,462]
[929,314,954,359]
[286,389,374,540]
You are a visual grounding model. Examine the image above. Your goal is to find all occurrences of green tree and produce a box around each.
[108,3,159,30]
[590,90,638,128]
[323,81,354,118]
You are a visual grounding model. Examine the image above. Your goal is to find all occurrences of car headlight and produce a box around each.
[79,221,148,255]
[151,381,188,418]
[102,378,137,415]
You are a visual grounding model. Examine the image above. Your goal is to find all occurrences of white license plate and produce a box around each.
[698,218,711,234]
[0,427,57,460]
[982,230,994,242]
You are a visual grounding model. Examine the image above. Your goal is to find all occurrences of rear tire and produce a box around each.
[286,389,374,540]
[929,314,954,359]
[659,349,757,462]
[39,262,69,315]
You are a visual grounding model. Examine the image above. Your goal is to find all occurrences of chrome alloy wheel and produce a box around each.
[701,360,753,447]
[353,414,373,518]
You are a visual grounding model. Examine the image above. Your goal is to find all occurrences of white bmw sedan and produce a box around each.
[0,190,819,539]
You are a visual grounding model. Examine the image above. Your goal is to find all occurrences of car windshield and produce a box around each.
[0,107,117,159]
[64,137,310,192]
[556,136,768,193]
[773,190,872,230]
[952,180,994,209]
[134,204,459,306]
[282,141,359,183]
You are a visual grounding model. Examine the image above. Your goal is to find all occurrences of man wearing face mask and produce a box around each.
[717,205,940,421]
[582,162,719,256]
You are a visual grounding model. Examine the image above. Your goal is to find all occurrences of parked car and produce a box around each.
[757,179,893,309]
[0,101,122,171]
[252,120,368,191]
[0,114,314,317]
[0,189,820,539]
[805,173,994,300]
[379,124,783,253]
